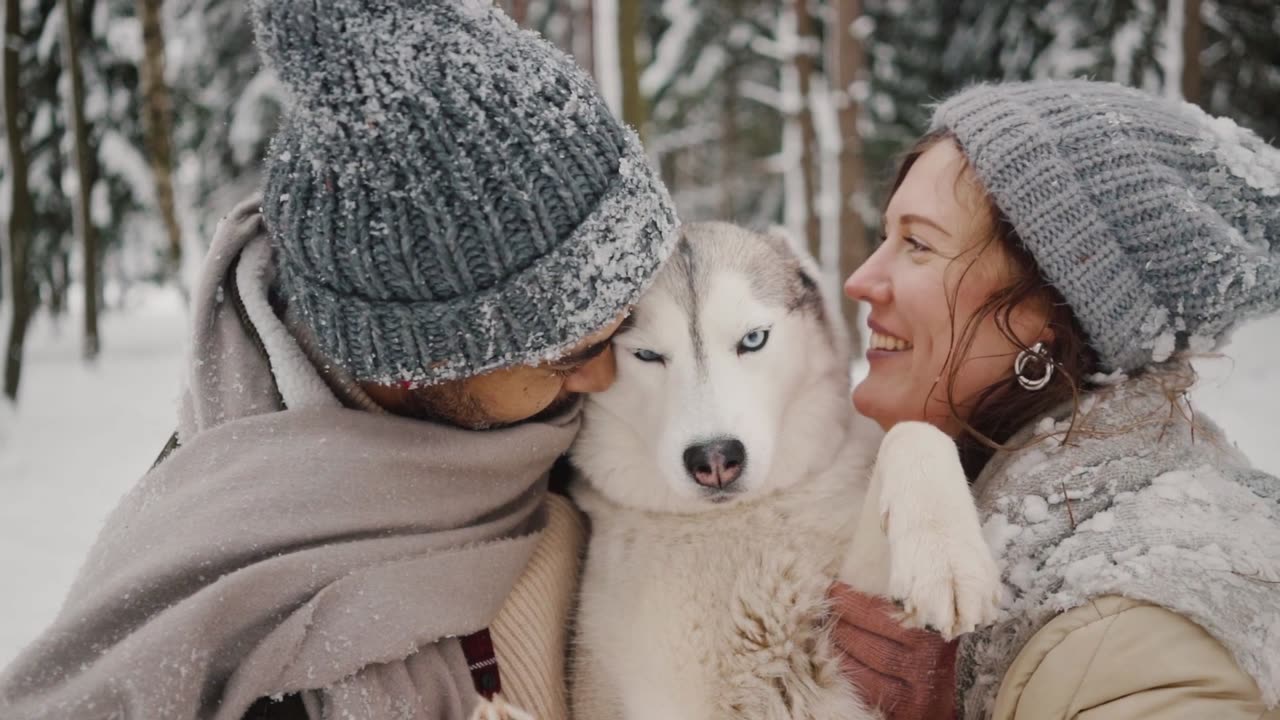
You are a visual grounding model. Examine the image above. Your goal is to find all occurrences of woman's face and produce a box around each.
[844,140,1051,436]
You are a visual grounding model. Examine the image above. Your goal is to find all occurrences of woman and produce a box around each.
[830,79,1280,719]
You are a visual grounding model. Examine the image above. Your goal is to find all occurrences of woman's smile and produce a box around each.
[867,333,911,351]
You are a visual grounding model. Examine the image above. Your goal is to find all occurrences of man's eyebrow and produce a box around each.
[552,312,633,367]
[552,336,614,367]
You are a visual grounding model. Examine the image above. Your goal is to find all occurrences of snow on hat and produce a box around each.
[249,0,678,386]
[932,79,1280,372]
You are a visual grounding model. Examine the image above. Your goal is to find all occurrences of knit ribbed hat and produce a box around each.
[931,80,1280,372]
[249,0,678,386]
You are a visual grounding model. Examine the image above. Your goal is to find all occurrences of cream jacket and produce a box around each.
[992,595,1279,720]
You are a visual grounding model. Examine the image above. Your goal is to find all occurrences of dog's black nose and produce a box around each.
[682,439,747,489]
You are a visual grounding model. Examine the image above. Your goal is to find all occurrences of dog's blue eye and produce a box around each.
[633,349,665,363]
[738,329,770,353]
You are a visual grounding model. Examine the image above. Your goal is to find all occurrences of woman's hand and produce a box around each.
[828,582,958,720]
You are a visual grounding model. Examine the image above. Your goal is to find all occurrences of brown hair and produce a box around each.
[882,130,1102,476]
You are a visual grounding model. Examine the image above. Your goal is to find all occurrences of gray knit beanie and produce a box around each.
[931,80,1280,372]
[249,0,678,387]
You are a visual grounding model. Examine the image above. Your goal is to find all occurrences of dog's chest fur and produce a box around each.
[571,447,873,720]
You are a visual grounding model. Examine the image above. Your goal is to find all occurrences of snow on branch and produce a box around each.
[640,0,701,97]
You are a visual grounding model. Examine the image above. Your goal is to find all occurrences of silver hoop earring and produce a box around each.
[1015,342,1054,391]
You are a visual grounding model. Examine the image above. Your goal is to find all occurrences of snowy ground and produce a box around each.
[0,288,188,667]
[1,291,1277,667]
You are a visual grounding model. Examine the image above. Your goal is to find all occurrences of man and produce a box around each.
[0,1,676,718]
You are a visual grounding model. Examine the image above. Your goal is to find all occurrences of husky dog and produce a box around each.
[569,223,1001,720]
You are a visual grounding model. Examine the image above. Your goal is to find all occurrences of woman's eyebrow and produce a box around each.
[900,212,953,237]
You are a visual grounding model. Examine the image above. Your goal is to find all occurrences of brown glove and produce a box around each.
[827,582,958,720]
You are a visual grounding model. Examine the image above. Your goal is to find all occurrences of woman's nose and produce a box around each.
[844,246,891,304]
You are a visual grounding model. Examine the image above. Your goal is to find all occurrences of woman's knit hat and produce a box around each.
[249,0,678,387]
[932,80,1280,372]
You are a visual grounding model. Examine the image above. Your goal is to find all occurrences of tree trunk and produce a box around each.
[46,249,68,318]
[572,0,593,75]
[530,0,565,51]
[617,0,647,136]
[720,58,739,219]
[830,0,869,351]
[499,0,528,26]
[137,0,183,281]
[3,0,36,400]
[593,0,621,115]
[61,0,99,360]
[792,0,820,263]
[1181,0,1202,105]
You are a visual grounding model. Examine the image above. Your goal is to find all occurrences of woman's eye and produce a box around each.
[738,329,770,354]
[633,349,665,363]
[904,235,930,253]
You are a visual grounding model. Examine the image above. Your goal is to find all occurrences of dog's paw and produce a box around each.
[875,422,1002,640]
[884,523,1002,640]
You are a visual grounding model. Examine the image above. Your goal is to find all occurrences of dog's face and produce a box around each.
[573,223,852,514]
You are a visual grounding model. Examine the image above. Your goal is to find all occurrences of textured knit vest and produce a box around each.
[956,374,1280,718]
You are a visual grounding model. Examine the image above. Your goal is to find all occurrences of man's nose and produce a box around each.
[563,345,617,394]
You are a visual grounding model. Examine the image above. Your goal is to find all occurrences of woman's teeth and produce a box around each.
[869,331,912,351]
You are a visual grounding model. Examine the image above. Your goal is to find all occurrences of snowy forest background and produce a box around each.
[3,0,1279,396]
[1,0,1279,664]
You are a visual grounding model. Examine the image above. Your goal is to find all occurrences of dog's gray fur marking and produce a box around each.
[789,268,830,337]
[672,225,824,308]
[680,238,709,375]
[659,235,709,375]
[649,223,833,375]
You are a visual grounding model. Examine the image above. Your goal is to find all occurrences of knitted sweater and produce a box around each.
[956,372,1280,718]
[491,495,585,720]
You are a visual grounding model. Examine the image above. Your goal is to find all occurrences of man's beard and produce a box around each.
[527,391,581,424]
[398,385,580,430]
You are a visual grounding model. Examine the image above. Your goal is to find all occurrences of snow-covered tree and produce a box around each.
[165,0,283,253]
[23,0,169,302]
[3,0,180,392]
[1196,0,1279,143]
[83,0,171,293]
[641,0,873,318]
[136,0,182,280]
[860,0,1279,189]
[4,0,38,399]
[61,0,100,358]
[643,0,788,225]
[2,0,1274,395]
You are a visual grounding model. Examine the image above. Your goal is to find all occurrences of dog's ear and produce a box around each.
[761,225,811,261]
[760,225,823,290]
[757,225,854,362]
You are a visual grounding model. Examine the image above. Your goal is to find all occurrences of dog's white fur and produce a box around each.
[570,223,1000,719]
